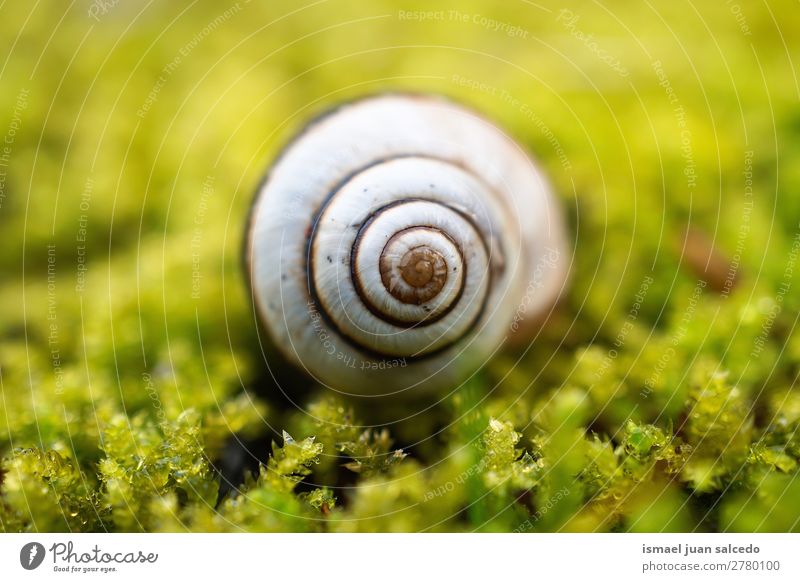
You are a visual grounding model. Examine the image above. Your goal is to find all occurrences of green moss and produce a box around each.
[2,0,800,532]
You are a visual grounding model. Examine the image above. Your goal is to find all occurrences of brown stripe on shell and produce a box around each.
[380,230,451,305]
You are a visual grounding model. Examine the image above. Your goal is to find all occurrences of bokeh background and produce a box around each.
[1,0,799,532]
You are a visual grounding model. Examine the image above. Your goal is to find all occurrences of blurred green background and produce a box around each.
[1,0,799,532]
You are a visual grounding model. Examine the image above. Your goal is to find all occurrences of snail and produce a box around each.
[246,94,569,396]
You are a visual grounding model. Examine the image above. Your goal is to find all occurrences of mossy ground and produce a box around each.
[1,0,800,532]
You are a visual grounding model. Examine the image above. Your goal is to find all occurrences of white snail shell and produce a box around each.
[246,94,569,396]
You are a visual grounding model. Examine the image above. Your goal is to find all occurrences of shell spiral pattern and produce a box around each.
[247,94,569,395]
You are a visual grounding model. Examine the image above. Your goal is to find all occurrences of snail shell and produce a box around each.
[246,94,569,396]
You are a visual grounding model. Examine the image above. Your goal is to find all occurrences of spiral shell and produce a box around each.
[247,94,569,395]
